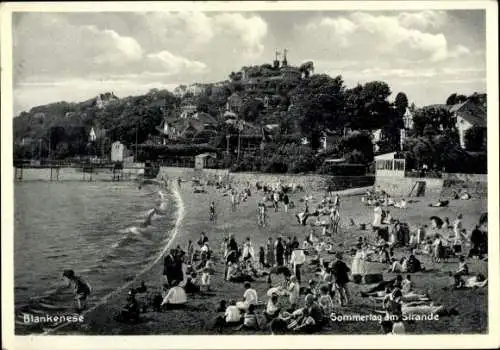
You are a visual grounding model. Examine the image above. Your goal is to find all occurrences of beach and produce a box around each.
[51,175,487,335]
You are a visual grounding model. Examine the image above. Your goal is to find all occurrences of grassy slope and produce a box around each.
[62,184,487,335]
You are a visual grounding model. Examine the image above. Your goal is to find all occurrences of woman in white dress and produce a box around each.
[351,244,367,277]
[373,202,383,228]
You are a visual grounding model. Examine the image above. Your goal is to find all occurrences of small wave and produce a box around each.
[47,253,69,259]
[44,183,185,335]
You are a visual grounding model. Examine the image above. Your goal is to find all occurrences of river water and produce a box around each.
[14,179,175,333]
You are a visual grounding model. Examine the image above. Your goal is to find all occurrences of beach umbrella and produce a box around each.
[429,216,443,229]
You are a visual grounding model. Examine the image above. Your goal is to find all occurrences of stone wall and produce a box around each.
[375,176,444,199]
[375,173,488,199]
[159,167,374,192]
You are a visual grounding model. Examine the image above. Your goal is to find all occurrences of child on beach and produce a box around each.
[235,304,260,330]
[200,258,215,291]
[60,269,92,312]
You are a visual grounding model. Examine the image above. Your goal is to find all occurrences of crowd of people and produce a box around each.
[90,177,488,335]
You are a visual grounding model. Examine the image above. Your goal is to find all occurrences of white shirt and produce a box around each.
[243,288,258,306]
[225,305,241,323]
[373,206,382,226]
[288,282,300,304]
[266,299,279,314]
[290,249,306,266]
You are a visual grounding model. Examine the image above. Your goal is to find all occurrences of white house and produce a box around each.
[111,141,127,162]
[89,127,97,142]
[186,83,206,97]
[374,152,405,177]
[449,98,487,149]
[403,107,414,130]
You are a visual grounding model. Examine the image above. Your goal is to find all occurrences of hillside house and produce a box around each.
[186,83,206,97]
[403,108,414,130]
[226,93,243,114]
[449,98,487,149]
[95,92,118,109]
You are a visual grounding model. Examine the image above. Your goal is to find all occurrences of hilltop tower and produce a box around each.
[273,49,281,69]
[282,48,288,67]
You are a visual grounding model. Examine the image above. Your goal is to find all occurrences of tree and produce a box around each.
[344,81,393,130]
[446,93,467,106]
[412,106,453,136]
[240,99,264,122]
[340,131,374,164]
[464,126,487,151]
[394,92,409,118]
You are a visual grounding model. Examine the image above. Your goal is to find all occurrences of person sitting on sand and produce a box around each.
[451,273,488,289]
[225,299,243,325]
[235,304,261,330]
[161,281,187,310]
[394,198,407,209]
[460,191,471,200]
[285,294,325,333]
[265,293,282,321]
[429,199,449,207]
[116,290,141,324]
[199,258,215,292]
[285,276,301,311]
[317,284,335,316]
[236,282,258,311]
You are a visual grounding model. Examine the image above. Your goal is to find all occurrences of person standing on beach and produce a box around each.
[186,240,195,265]
[265,237,275,267]
[177,177,182,188]
[331,253,350,306]
[275,237,285,267]
[163,250,176,287]
[283,193,290,213]
[290,247,306,283]
[284,237,293,265]
[60,269,92,312]
[209,201,216,223]
[230,190,237,212]
[273,191,280,212]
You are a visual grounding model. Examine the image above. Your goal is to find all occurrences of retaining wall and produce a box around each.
[375,176,444,199]
[159,167,375,192]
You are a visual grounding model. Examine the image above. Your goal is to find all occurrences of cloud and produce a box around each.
[138,12,268,58]
[397,11,448,30]
[296,11,469,63]
[13,13,145,81]
[146,50,208,75]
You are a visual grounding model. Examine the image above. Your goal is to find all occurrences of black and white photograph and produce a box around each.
[1,1,498,349]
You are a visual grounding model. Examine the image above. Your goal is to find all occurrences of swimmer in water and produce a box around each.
[59,269,92,312]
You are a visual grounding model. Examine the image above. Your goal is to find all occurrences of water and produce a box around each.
[14,179,175,333]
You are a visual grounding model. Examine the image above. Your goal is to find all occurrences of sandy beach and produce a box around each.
[54,179,487,335]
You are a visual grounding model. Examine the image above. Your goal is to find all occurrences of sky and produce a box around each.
[12,9,486,115]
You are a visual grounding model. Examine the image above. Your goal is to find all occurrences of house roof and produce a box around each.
[457,110,487,127]
[450,99,487,127]
[192,112,218,125]
[196,152,217,159]
[374,152,397,160]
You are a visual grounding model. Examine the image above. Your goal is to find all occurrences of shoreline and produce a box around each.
[46,182,185,335]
